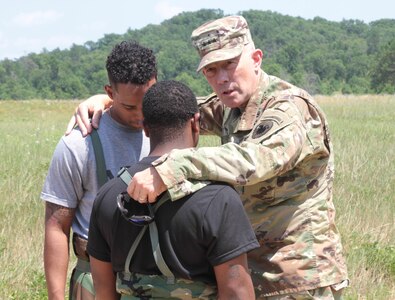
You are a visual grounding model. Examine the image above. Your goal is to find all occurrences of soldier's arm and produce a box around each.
[153,99,312,201]
[214,254,255,300]
[197,94,224,136]
[65,93,221,137]
[128,100,309,202]
[90,256,120,300]
[44,202,75,300]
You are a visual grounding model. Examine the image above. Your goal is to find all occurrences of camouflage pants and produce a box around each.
[258,283,347,300]
[69,259,95,300]
[117,272,217,299]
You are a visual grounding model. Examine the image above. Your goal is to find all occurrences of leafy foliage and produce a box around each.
[0,9,394,99]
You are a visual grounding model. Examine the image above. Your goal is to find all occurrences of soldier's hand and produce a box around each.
[127,167,167,203]
[65,94,113,137]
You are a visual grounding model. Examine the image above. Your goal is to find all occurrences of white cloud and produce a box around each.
[13,10,63,27]
[154,1,183,19]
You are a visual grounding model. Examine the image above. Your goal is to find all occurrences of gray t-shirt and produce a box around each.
[41,112,150,238]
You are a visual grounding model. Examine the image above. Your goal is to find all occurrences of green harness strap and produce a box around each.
[118,167,175,284]
[90,128,108,187]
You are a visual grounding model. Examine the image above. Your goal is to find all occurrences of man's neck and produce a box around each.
[149,141,189,157]
[148,127,195,157]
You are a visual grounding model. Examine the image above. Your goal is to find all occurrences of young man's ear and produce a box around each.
[104,85,114,99]
[192,112,200,133]
[191,112,200,147]
[143,121,150,138]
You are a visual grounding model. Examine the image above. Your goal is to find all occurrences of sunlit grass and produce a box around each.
[316,95,395,299]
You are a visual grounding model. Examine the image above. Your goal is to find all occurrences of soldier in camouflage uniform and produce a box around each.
[125,16,349,299]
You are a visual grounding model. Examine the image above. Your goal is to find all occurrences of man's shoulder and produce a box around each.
[265,74,313,101]
[189,182,240,204]
[60,127,91,150]
[98,175,126,198]
[200,182,235,191]
[96,158,156,209]
[94,176,125,212]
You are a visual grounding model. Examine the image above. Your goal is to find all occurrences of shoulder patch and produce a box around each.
[252,120,274,139]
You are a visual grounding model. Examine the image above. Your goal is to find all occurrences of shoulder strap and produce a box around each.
[148,195,175,284]
[91,128,108,187]
[118,168,175,284]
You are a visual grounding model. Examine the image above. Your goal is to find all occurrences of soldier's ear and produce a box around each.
[252,48,263,69]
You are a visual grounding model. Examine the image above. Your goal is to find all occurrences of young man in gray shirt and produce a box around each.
[41,41,156,300]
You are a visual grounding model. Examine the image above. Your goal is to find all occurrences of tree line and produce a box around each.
[0,9,394,100]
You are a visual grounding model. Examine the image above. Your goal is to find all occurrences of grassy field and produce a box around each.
[0,95,394,299]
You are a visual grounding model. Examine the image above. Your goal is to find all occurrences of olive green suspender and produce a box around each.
[118,168,175,284]
[90,128,108,187]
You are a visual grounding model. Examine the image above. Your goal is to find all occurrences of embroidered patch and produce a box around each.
[252,120,273,139]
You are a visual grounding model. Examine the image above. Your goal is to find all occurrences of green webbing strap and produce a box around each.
[149,220,175,284]
[123,226,148,281]
[118,168,175,284]
[118,168,132,186]
[91,128,108,187]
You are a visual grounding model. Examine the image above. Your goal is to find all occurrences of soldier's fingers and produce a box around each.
[127,180,138,200]
[91,110,103,129]
[65,114,77,136]
[147,191,158,203]
[80,106,93,136]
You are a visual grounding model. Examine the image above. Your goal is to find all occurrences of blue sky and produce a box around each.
[0,0,394,60]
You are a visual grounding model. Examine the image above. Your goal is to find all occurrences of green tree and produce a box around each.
[371,39,395,93]
[0,9,394,98]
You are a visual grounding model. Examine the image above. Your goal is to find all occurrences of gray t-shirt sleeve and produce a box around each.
[40,131,88,208]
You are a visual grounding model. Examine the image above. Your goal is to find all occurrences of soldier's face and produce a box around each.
[202,46,262,108]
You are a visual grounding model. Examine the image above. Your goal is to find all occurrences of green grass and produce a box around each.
[317,95,395,300]
[0,96,394,299]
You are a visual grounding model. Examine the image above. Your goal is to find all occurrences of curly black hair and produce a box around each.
[106,40,157,85]
[143,80,198,143]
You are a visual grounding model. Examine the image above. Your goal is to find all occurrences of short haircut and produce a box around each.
[143,80,198,143]
[106,41,157,86]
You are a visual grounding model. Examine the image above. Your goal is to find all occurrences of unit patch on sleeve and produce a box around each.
[251,120,274,139]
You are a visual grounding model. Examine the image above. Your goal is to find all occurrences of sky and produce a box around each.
[0,0,394,60]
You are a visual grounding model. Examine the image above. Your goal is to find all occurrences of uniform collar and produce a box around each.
[236,71,270,131]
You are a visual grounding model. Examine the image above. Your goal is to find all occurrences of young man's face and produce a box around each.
[105,78,156,130]
[202,47,262,108]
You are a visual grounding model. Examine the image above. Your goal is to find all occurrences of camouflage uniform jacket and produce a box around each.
[152,71,348,296]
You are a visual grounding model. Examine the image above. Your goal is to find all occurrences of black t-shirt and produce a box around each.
[88,157,259,285]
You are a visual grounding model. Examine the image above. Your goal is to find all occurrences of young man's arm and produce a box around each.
[44,202,75,300]
[90,256,119,300]
[214,254,255,300]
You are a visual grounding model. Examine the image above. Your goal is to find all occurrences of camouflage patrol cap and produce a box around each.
[191,15,253,72]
